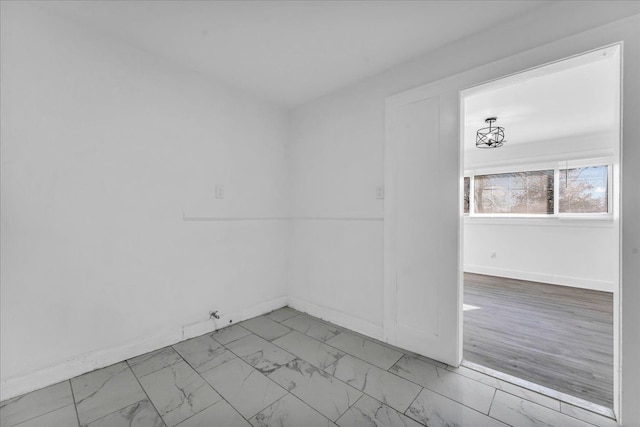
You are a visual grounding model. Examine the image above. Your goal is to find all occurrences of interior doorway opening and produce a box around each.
[460,44,621,418]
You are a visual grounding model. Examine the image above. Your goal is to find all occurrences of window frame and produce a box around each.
[464,158,614,220]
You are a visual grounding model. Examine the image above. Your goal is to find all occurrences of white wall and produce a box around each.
[464,132,619,292]
[288,1,635,337]
[464,220,617,291]
[287,3,640,425]
[0,3,289,399]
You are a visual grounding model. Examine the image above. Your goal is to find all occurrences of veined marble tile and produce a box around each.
[407,388,507,427]
[128,347,183,378]
[446,364,560,410]
[336,395,422,427]
[402,351,447,369]
[390,354,495,413]
[200,357,286,419]
[71,362,146,426]
[560,402,618,427]
[139,361,221,427]
[240,316,292,341]
[173,335,235,373]
[268,358,361,421]
[173,400,250,427]
[249,394,335,427]
[86,400,163,427]
[226,334,296,375]
[345,330,413,355]
[9,404,78,427]
[0,381,73,427]
[272,331,344,370]
[281,315,342,342]
[325,332,403,370]
[325,355,421,413]
[210,324,252,345]
[489,390,592,427]
[265,308,300,323]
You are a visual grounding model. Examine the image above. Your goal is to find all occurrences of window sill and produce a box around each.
[463,215,616,227]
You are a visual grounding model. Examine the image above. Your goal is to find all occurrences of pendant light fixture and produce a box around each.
[476,117,505,148]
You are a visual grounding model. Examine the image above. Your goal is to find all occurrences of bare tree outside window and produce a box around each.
[474,170,554,214]
[464,177,470,214]
[559,166,608,213]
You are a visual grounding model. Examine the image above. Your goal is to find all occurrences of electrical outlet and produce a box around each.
[215,184,224,199]
[376,185,385,199]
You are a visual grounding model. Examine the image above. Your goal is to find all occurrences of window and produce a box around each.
[559,166,608,213]
[474,170,553,215]
[464,162,611,218]
[464,177,470,214]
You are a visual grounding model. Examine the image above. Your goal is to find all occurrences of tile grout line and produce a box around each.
[242,330,362,393]
[209,309,596,427]
[402,386,427,426]
[212,335,340,423]
[449,365,569,412]
[457,363,613,424]
[281,390,340,425]
[167,343,253,426]
[124,360,168,427]
[186,324,607,427]
[8,307,604,427]
[68,380,83,427]
[485,389,605,427]
[265,308,301,324]
[277,306,604,423]
[209,324,252,347]
[138,344,252,425]
[457,361,608,415]
[128,349,182,379]
[274,316,521,423]
[386,352,407,373]
[487,387,498,416]
[266,319,404,373]
[216,326,371,423]
[260,311,507,422]
[333,392,366,426]
[186,338,290,425]
[0,398,76,427]
[245,392,291,423]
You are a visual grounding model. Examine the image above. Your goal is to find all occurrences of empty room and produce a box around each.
[1,2,639,427]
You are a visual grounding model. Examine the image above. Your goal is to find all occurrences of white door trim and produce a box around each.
[384,37,626,418]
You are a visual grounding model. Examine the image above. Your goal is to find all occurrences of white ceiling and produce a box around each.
[37,0,552,107]
[463,45,621,151]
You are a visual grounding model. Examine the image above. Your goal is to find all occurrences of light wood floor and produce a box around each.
[463,273,613,408]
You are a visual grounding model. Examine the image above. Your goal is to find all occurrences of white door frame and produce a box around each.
[458,42,622,414]
[384,40,624,419]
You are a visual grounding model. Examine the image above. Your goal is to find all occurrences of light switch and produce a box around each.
[376,185,385,199]
[215,184,224,199]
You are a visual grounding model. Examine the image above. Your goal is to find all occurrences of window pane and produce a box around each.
[474,170,554,214]
[464,177,470,214]
[559,166,608,213]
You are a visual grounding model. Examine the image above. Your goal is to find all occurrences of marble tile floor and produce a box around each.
[0,307,619,427]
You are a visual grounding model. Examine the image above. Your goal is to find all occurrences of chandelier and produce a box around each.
[476,117,505,148]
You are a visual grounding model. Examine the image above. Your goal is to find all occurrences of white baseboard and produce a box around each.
[464,265,615,292]
[0,296,287,401]
[287,295,384,341]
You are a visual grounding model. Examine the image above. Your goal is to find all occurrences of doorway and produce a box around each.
[460,44,621,415]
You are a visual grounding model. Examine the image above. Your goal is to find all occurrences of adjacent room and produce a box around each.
[461,45,620,411]
[2,2,640,427]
